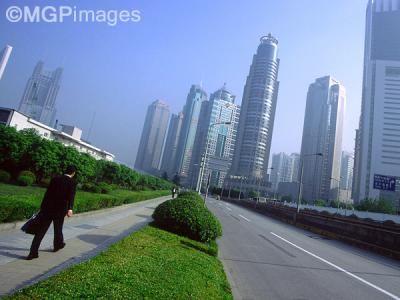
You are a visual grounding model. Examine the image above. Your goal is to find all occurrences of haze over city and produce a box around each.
[0,0,366,166]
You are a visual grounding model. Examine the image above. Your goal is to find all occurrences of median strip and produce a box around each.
[270,232,400,300]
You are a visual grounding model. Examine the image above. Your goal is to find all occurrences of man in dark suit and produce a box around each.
[27,165,77,260]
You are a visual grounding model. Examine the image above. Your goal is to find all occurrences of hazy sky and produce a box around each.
[0,0,366,167]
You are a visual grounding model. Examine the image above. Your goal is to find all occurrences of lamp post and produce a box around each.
[200,121,232,202]
[238,176,245,200]
[296,153,323,221]
[330,177,342,214]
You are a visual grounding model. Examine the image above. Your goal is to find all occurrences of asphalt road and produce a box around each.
[207,198,400,300]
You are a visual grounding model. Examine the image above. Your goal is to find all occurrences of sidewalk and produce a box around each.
[0,195,170,297]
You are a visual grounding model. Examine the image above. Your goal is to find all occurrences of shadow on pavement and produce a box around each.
[77,234,113,245]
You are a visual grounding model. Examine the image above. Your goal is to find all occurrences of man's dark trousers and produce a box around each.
[30,215,65,255]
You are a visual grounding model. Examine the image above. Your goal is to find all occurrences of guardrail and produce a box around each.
[221,198,400,260]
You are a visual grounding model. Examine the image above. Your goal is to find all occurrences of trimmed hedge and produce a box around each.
[0,185,170,223]
[152,192,222,243]
[0,170,10,183]
[17,175,34,186]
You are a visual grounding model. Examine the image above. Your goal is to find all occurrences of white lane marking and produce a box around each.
[270,232,400,300]
[239,214,251,222]
[226,207,232,211]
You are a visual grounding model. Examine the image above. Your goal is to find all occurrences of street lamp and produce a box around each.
[296,153,323,218]
[198,121,232,202]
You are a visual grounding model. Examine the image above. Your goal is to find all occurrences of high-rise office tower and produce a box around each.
[270,152,300,190]
[135,100,170,175]
[160,112,184,178]
[19,61,63,127]
[300,76,346,203]
[340,151,354,191]
[229,34,280,191]
[175,85,208,181]
[0,45,12,80]
[353,0,400,204]
[188,84,240,190]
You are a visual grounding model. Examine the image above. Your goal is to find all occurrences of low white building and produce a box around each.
[0,108,114,161]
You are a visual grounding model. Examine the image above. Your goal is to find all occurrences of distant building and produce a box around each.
[160,112,184,178]
[300,76,346,203]
[228,34,280,196]
[0,108,114,161]
[0,45,12,80]
[175,85,208,181]
[135,100,170,175]
[270,152,300,190]
[353,0,400,204]
[188,84,240,190]
[19,61,63,127]
[340,151,354,191]
[277,182,299,202]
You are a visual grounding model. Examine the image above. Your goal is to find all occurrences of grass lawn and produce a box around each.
[0,183,170,223]
[9,225,232,300]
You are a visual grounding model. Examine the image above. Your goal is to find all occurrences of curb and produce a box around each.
[0,195,171,232]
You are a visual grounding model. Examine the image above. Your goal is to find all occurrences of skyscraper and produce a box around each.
[175,85,208,181]
[353,0,400,204]
[188,84,240,190]
[300,76,346,203]
[229,34,280,193]
[135,100,170,175]
[19,61,63,127]
[0,45,12,80]
[160,112,184,178]
[340,151,354,191]
[270,152,299,190]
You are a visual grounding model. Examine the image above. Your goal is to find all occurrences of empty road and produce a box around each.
[207,198,400,300]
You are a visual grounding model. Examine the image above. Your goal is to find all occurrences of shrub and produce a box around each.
[152,196,222,243]
[17,175,34,186]
[177,191,204,204]
[81,183,102,194]
[98,182,113,194]
[19,170,36,183]
[0,170,11,183]
[0,197,37,222]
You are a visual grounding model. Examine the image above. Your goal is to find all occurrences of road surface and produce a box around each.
[207,198,400,300]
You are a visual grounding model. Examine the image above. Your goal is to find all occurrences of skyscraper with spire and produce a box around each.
[19,61,63,127]
[228,34,280,194]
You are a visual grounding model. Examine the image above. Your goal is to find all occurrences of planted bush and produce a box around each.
[81,182,102,194]
[17,175,34,186]
[98,182,113,194]
[0,170,11,183]
[19,170,36,183]
[152,194,222,243]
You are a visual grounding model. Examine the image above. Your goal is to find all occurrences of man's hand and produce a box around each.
[67,210,73,217]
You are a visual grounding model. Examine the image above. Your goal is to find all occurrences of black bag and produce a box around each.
[21,212,43,235]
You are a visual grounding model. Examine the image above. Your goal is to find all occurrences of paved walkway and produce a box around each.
[0,196,170,297]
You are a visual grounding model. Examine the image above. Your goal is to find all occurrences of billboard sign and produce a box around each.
[373,174,396,192]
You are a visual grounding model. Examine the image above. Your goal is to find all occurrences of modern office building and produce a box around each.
[228,34,280,195]
[135,100,170,175]
[340,151,354,190]
[0,108,114,161]
[175,85,208,181]
[270,152,300,190]
[353,0,400,204]
[300,76,346,203]
[0,45,12,80]
[188,84,240,190]
[19,61,63,127]
[160,112,184,179]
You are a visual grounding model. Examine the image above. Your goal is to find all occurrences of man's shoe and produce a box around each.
[26,253,38,260]
[53,242,66,252]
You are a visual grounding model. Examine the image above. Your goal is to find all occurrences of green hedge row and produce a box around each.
[0,189,170,223]
[152,192,222,243]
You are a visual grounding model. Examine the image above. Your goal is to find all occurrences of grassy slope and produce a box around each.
[9,225,232,300]
[0,183,170,223]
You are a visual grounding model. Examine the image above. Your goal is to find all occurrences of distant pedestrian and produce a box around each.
[171,187,177,199]
[26,166,77,260]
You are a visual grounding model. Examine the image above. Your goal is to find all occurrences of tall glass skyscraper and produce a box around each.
[19,61,63,127]
[188,84,240,190]
[160,112,184,178]
[135,100,170,175]
[300,76,346,203]
[175,85,208,180]
[353,0,400,204]
[0,45,12,80]
[229,34,280,191]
